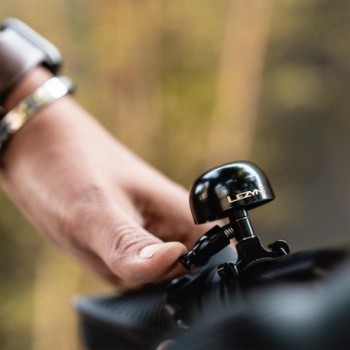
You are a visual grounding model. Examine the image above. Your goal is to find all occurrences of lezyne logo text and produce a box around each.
[227,189,263,204]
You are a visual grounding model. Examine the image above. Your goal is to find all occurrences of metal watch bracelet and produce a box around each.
[0,76,73,152]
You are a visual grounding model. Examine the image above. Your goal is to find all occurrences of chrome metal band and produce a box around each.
[0,76,73,152]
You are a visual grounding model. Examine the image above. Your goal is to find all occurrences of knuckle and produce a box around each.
[106,223,155,274]
[108,224,141,258]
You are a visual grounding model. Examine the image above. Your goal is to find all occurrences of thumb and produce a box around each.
[134,241,188,281]
[92,219,188,285]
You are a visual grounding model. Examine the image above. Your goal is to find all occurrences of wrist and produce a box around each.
[0,18,73,161]
[0,67,74,162]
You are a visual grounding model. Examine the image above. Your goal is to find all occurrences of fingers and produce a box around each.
[77,200,188,285]
[123,240,188,282]
[102,225,188,284]
[90,175,208,285]
[74,238,188,289]
[128,173,206,248]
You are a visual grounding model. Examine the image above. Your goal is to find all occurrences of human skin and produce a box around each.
[1,67,206,289]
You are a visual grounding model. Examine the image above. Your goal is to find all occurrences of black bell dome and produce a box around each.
[189,161,274,224]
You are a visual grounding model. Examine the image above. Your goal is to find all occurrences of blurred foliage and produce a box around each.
[1,0,350,349]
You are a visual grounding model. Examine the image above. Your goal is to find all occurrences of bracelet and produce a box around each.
[0,76,73,152]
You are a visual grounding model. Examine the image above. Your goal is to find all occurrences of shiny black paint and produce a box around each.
[181,161,285,270]
[190,161,274,224]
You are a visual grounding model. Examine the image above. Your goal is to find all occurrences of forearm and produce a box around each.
[0,19,203,288]
[0,66,197,287]
[1,67,111,244]
[1,67,144,242]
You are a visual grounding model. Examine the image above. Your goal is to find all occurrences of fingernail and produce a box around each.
[139,243,164,259]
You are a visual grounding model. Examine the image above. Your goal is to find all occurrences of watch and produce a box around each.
[0,17,62,113]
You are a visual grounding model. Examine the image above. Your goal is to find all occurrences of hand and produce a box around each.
[1,68,204,289]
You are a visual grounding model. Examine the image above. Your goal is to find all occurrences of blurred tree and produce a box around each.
[253,0,350,250]
[207,0,273,165]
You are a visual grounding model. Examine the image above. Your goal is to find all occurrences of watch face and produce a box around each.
[2,17,62,73]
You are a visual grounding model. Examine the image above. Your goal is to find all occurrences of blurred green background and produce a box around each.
[2,0,350,349]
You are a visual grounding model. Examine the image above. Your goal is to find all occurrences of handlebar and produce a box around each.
[75,161,350,349]
[75,245,350,349]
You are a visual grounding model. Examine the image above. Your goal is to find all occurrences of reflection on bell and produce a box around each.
[190,161,274,224]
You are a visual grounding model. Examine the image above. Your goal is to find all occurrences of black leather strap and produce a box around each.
[0,30,45,105]
[0,18,62,112]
